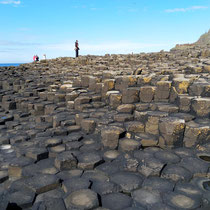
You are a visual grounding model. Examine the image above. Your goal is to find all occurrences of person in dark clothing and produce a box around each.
[75,40,79,58]
[36,55,39,61]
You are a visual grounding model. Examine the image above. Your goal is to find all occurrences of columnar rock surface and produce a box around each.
[0,45,210,209]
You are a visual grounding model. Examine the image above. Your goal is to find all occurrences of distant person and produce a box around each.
[33,55,36,62]
[36,55,39,61]
[75,40,79,58]
[43,54,46,60]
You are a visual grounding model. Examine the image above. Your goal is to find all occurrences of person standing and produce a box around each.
[36,55,39,61]
[75,40,79,58]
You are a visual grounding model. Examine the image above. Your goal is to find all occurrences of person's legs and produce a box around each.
[76,50,79,57]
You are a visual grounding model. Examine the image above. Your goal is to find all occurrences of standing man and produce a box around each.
[75,40,79,58]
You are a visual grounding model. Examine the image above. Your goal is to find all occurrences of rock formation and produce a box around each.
[0,44,210,209]
[172,29,210,50]
[196,29,210,45]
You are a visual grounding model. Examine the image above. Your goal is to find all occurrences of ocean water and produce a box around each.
[0,63,23,67]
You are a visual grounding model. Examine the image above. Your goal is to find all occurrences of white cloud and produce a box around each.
[165,6,208,13]
[0,0,21,5]
[0,40,40,46]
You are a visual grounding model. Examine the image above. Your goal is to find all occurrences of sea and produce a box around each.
[0,63,24,67]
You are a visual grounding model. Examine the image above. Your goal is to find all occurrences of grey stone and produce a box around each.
[132,188,162,208]
[161,165,192,182]
[101,193,132,210]
[64,189,99,210]
[91,181,120,195]
[110,172,143,193]
[55,151,77,171]
[25,174,60,194]
[142,176,174,192]
[162,192,201,210]
[154,150,181,164]
[77,152,104,170]
[62,177,91,194]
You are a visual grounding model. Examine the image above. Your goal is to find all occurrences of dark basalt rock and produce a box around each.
[0,43,210,209]
[101,193,132,210]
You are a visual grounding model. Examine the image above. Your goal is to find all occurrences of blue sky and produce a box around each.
[0,0,209,63]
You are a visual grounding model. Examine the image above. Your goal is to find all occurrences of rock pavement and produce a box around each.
[0,45,210,209]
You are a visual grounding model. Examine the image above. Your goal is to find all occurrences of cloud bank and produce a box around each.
[165,6,208,13]
[0,0,21,5]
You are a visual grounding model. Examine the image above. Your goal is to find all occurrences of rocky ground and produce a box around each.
[0,45,210,209]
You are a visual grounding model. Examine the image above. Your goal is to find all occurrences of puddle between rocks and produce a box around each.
[203,181,210,191]
[199,155,210,162]
[0,145,11,150]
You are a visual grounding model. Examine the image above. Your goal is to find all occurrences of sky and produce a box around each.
[0,0,210,63]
